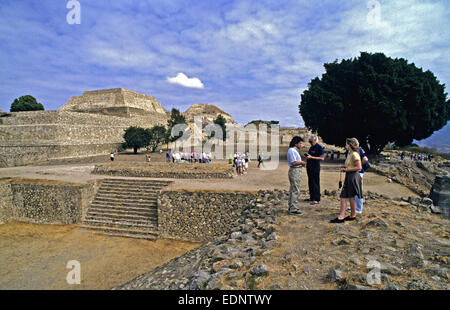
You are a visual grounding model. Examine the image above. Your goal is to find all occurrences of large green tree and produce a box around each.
[10,95,44,112]
[299,52,450,154]
[122,126,152,154]
[212,114,227,141]
[147,125,168,152]
[167,108,187,142]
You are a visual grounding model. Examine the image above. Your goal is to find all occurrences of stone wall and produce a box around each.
[0,110,168,167]
[0,178,96,224]
[92,162,235,179]
[0,143,121,167]
[0,124,125,143]
[0,110,166,126]
[157,190,258,242]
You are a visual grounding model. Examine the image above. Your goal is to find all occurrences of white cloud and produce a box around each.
[167,73,205,89]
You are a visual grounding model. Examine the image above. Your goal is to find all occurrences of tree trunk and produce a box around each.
[134,147,138,154]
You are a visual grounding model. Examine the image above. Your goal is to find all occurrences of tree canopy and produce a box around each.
[212,114,227,141]
[147,125,168,152]
[167,108,187,142]
[299,52,450,154]
[10,95,44,112]
[122,126,152,154]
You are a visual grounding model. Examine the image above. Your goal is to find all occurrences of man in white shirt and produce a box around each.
[287,136,307,215]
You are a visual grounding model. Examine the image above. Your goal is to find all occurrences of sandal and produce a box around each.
[330,217,345,223]
[344,216,356,221]
[289,210,303,216]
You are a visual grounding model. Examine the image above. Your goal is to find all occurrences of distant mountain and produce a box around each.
[415,122,450,154]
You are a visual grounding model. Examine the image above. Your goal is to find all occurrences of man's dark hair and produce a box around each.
[289,136,304,148]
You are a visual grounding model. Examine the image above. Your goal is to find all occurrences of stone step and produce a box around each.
[80,177,169,240]
[96,187,160,195]
[101,179,172,187]
[91,198,157,207]
[83,218,157,229]
[102,178,171,184]
[89,203,157,214]
[87,210,157,221]
[79,225,158,240]
[85,215,157,225]
[99,184,163,191]
[95,192,158,201]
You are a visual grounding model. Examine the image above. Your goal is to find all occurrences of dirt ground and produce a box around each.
[0,152,417,198]
[0,152,418,290]
[0,222,199,290]
[254,193,450,290]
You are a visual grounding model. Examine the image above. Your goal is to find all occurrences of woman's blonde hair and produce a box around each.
[346,138,359,152]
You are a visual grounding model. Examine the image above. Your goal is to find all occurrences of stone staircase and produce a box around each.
[80,178,172,240]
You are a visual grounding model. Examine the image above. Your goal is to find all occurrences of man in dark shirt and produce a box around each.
[306,135,324,204]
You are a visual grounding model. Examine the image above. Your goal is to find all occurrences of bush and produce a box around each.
[10,95,44,112]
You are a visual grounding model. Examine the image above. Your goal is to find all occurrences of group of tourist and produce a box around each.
[324,150,342,160]
[287,135,369,224]
[406,152,433,162]
[229,152,250,175]
[166,151,213,164]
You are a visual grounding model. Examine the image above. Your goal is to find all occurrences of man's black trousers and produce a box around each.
[307,165,321,202]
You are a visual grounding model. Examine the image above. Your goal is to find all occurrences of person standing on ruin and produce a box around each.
[110,152,115,162]
[258,152,264,168]
[287,136,307,215]
[330,138,363,223]
[306,135,325,205]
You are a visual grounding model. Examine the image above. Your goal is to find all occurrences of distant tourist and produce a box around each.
[166,151,171,163]
[306,135,324,205]
[228,154,234,165]
[330,138,363,223]
[258,153,264,168]
[287,136,306,215]
[207,152,212,163]
[244,153,249,173]
[401,152,405,160]
[173,151,181,163]
[110,152,115,162]
[354,147,369,214]
[145,153,151,162]
[236,155,243,175]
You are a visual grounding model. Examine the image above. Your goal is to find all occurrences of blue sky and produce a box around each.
[0,0,449,141]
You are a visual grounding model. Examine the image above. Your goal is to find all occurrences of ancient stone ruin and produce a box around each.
[184,103,235,124]
[60,88,168,117]
[0,88,315,167]
[430,175,450,218]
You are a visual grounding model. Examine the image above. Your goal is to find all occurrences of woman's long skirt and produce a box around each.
[340,171,363,199]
